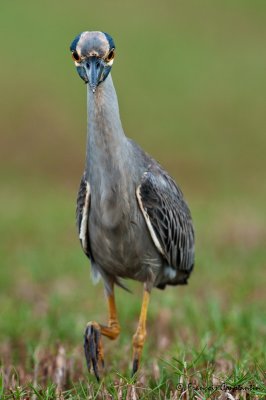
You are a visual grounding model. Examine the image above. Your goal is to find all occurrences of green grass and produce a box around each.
[1,179,265,398]
[1,0,266,398]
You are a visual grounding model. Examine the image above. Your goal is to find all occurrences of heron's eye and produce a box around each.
[72,51,81,62]
[105,49,115,63]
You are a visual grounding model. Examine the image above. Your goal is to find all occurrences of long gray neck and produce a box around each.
[85,74,126,181]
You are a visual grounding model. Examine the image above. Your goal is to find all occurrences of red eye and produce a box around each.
[72,51,81,62]
[106,49,115,62]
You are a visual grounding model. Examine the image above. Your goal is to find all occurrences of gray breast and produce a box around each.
[87,169,162,283]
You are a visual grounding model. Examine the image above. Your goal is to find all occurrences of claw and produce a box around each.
[84,322,104,381]
[132,357,139,377]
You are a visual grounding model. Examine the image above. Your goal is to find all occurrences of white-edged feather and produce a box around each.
[91,263,101,285]
[136,184,164,256]
[79,182,90,252]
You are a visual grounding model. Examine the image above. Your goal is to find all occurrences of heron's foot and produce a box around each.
[131,289,150,377]
[131,330,146,377]
[84,321,104,381]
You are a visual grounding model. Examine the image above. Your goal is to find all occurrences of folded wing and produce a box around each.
[136,167,194,272]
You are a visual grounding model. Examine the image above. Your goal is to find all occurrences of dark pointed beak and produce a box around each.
[84,56,104,93]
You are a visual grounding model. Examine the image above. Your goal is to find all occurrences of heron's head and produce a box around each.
[70,31,115,92]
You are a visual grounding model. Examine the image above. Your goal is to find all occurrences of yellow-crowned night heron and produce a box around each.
[70,31,195,380]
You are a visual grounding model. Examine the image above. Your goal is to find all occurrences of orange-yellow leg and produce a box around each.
[132,287,150,375]
[84,289,120,381]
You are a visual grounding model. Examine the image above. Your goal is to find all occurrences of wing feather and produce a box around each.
[137,167,194,272]
[76,174,93,260]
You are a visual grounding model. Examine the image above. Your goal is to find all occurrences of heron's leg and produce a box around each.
[132,286,150,376]
[84,285,120,381]
[100,292,121,339]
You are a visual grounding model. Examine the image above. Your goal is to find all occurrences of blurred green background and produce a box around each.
[0,0,265,392]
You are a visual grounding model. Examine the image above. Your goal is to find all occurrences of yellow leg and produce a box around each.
[100,292,120,339]
[132,288,150,375]
[84,289,120,381]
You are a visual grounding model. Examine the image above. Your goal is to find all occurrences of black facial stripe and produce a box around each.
[100,65,112,84]
[103,32,115,51]
[70,33,81,52]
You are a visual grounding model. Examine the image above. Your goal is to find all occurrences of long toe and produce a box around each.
[84,322,104,381]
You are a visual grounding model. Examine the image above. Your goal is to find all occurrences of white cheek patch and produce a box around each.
[106,59,114,67]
